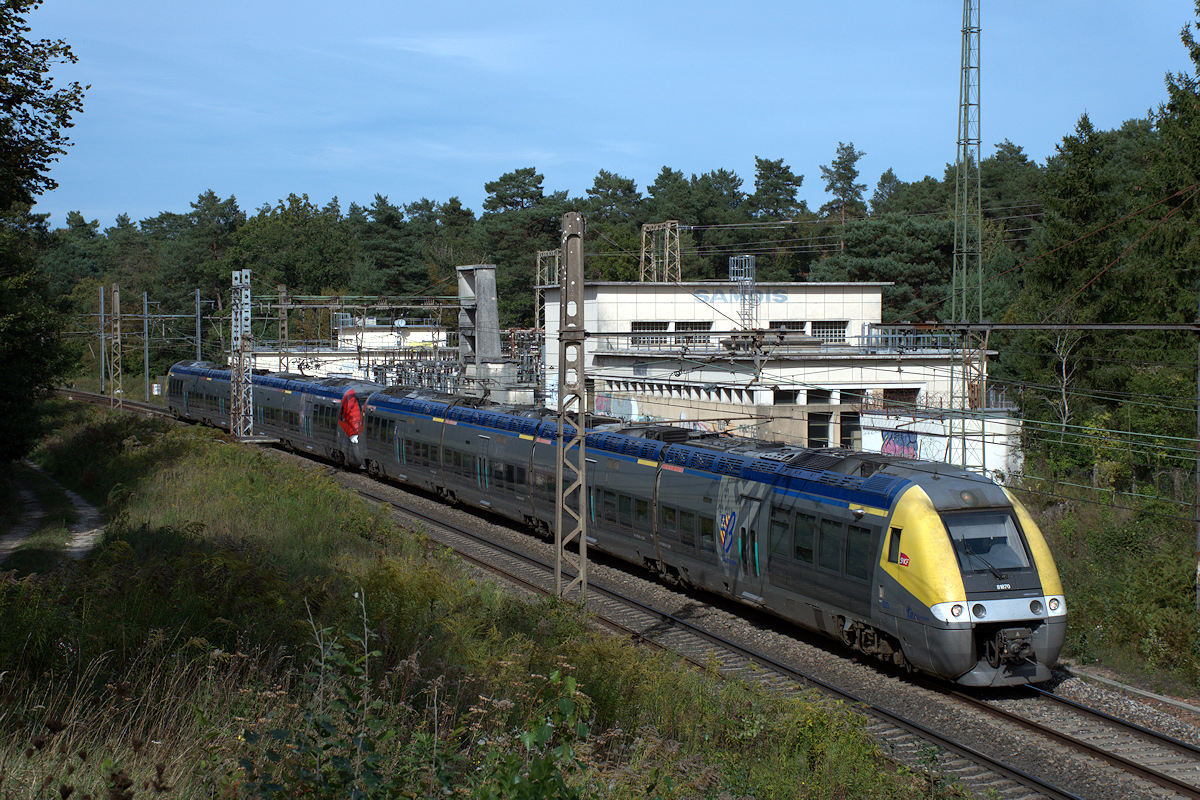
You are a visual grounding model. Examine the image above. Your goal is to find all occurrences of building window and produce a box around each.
[882,388,920,408]
[674,321,712,347]
[768,320,805,330]
[811,321,847,343]
[774,389,799,405]
[808,412,831,447]
[631,321,669,348]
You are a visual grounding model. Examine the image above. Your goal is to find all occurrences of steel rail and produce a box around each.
[942,686,1200,798]
[360,488,1082,800]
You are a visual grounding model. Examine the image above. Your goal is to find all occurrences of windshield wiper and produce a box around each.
[964,549,1007,581]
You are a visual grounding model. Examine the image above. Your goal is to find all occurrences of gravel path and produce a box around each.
[0,461,104,564]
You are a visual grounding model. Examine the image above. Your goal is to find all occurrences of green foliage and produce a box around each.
[223,193,354,293]
[819,141,867,221]
[0,1,85,463]
[0,0,87,209]
[1025,473,1200,689]
[1,401,964,798]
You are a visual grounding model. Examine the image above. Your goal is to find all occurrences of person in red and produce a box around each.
[338,389,363,444]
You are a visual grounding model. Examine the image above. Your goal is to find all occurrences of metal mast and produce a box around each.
[555,212,588,604]
[277,284,289,372]
[952,0,985,469]
[535,249,559,401]
[230,269,254,439]
[109,284,123,408]
[639,221,681,282]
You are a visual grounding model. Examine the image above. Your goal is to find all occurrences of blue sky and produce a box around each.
[28,0,1199,228]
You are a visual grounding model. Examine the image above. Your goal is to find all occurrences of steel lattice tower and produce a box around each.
[230,269,254,440]
[555,212,588,605]
[639,221,680,282]
[953,0,982,326]
[951,0,986,470]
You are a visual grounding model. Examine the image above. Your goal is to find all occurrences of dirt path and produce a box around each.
[0,462,104,564]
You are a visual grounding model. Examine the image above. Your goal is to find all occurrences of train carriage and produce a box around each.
[167,361,1066,686]
[166,361,379,468]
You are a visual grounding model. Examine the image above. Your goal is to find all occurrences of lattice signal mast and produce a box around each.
[555,212,588,605]
[108,284,123,408]
[230,269,254,440]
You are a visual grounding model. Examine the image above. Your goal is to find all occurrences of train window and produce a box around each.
[943,511,1031,572]
[602,491,618,524]
[634,498,650,527]
[660,506,677,539]
[818,519,844,572]
[618,495,632,528]
[679,511,696,547]
[845,525,873,580]
[793,513,815,563]
[887,527,902,563]
[699,516,715,551]
[515,467,527,487]
[769,506,790,556]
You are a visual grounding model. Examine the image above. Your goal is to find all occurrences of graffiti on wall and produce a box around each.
[880,429,919,458]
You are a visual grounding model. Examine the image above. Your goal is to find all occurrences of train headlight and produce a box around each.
[1049,597,1060,612]
[951,604,964,618]
[1030,600,1043,615]
[972,603,986,619]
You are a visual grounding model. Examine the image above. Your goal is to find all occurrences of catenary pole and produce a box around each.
[143,291,150,401]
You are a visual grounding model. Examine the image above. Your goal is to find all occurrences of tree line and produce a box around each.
[10,0,1200,492]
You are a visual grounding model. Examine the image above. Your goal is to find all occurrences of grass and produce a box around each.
[1017,469,1200,694]
[0,399,965,798]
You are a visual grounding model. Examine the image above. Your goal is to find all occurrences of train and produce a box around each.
[167,360,1066,686]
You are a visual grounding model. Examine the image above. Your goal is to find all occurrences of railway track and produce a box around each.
[951,685,1200,798]
[62,388,1200,798]
[356,485,1083,800]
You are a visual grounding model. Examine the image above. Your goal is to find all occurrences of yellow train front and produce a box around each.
[871,463,1066,685]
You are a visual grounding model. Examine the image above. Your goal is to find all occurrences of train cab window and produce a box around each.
[793,513,815,563]
[679,511,696,548]
[944,511,1031,572]
[887,527,902,563]
[845,525,873,580]
[634,498,650,527]
[618,495,633,528]
[769,506,790,556]
[818,519,844,572]
[699,516,715,551]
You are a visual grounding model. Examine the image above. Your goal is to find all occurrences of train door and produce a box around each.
[477,434,492,505]
[715,477,771,605]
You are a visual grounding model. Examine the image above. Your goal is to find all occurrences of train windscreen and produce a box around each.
[942,510,1030,574]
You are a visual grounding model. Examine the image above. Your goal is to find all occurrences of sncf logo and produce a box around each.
[898,553,910,567]
[718,511,737,554]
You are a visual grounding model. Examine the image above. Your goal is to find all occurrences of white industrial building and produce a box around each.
[542,280,1021,479]
[246,316,451,380]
